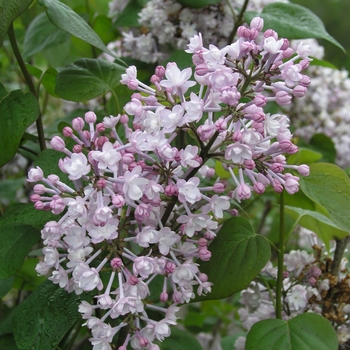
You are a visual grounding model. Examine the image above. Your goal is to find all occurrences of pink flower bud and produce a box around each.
[232,130,242,142]
[63,126,73,137]
[254,95,266,107]
[50,136,66,151]
[300,75,311,87]
[47,174,59,184]
[30,194,41,203]
[282,47,293,58]
[120,114,129,124]
[253,182,265,194]
[34,201,44,210]
[128,275,139,285]
[280,38,290,51]
[215,117,227,132]
[198,238,207,248]
[213,182,225,193]
[198,273,208,282]
[298,164,310,176]
[244,159,255,170]
[139,337,148,348]
[150,74,160,84]
[112,195,125,208]
[96,136,108,149]
[84,111,96,123]
[195,63,208,76]
[199,248,211,261]
[33,184,46,194]
[250,17,264,31]
[160,292,168,302]
[73,144,82,153]
[111,258,122,269]
[270,163,284,173]
[299,60,310,70]
[264,29,278,39]
[155,65,165,79]
[293,85,307,98]
[275,91,291,105]
[96,123,105,133]
[72,117,84,131]
[97,179,106,189]
[165,261,176,274]
[28,166,44,182]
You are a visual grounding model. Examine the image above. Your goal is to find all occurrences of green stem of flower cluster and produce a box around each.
[8,22,46,151]
[275,191,285,319]
[227,0,250,44]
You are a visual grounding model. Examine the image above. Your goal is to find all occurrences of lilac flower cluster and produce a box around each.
[28,17,310,349]
[108,0,288,63]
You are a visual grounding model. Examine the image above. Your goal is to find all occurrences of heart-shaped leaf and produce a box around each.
[195,217,271,301]
[246,313,338,350]
[0,90,40,167]
[245,3,344,52]
[55,58,125,102]
[299,163,350,233]
[0,0,34,47]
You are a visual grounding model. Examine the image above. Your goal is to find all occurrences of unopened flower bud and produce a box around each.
[160,292,168,302]
[85,111,97,123]
[72,117,84,131]
[50,136,66,152]
[111,258,122,269]
[250,17,264,31]
[73,144,82,153]
[63,126,73,137]
[213,182,225,193]
[297,165,309,177]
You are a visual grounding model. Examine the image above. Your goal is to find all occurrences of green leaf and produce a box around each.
[13,258,47,291]
[0,334,18,350]
[0,0,34,47]
[0,203,57,230]
[245,3,345,52]
[161,49,193,70]
[0,83,7,100]
[215,161,231,179]
[0,224,40,279]
[113,0,145,27]
[55,58,125,102]
[284,205,349,247]
[23,12,69,58]
[309,133,336,164]
[310,58,338,70]
[92,15,115,44]
[160,327,203,350]
[174,0,221,8]
[37,0,125,64]
[41,67,59,97]
[299,163,350,232]
[195,217,270,301]
[246,313,338,350]
[0,90,40,167]
[12,281,84,350]
[0,277,14,298]
[0,178,26,205]
[287,147,322,165]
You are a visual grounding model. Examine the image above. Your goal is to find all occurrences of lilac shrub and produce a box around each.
[28,17,311,349]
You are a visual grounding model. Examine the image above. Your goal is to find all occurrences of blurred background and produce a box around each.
[291,0,350,70]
